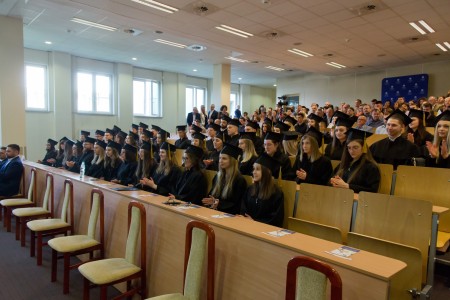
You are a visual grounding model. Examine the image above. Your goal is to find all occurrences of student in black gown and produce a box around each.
[140,142,180,196]
[407,109,434,157]
[205,123,220,153]
[263,132,295,180]
[240,153,284,227]
[103,141,122,181]
[191,132,207,162]
[330,129,381,193]
[202,144,247,214]
[203,131,225,171]
[60,139,75,170]
[261,118,273,144]
[369,109,421,169]
[174,125,191,149]
[168,145,208,204]
[294,127,332,186]
[75,137,96,172]
[135,141,157,190]
[51,137,68,168]
[111,144,138,186]
[226,119,241,146]
[238,132,258,176]
[66,140,83,173]
[154,129,170,163]
[324,115,354,160]
[85,140,106,178]
[426,111,450,168]
[244,120,264,155]
[126,131,139,148]
[37,138,58,166]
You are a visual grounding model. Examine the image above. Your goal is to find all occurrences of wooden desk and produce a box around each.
[24,162,405,300]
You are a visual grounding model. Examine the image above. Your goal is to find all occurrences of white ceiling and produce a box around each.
[2,0,450,87]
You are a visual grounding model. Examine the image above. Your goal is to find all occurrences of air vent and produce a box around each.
[186,44,207,52]
[123,28,143,36]
[183,1,219,16]
[259,30,285,40]
[349,0,388,16]
[398,35,428,44]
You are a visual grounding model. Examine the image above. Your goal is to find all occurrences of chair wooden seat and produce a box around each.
[13,207,50,217]
[437,231,450,251]
[48,235,100,253]
[79,258,142,285]
[27,218,70,231]
[1,198,32,206]
[149,294,188,300]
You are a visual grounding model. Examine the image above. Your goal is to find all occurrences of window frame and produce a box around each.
[25,63,49,112]
[74,70,114,115]
[132,77,162,117]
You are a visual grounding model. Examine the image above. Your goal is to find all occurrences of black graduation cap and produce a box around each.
[128,131,139,140]
[185,145,204,159]
[332,111,350,120]
[160,142,177,153]
[95,129,105,136]
[65,139,75,147]
[264,118,274,127]
[131,123,139,130]
[283,116,297,126]
[385,109,412,126]
[264,132,283,142]
[140,141,152,151]
[75,140,83,148]
[215,131,226,141]
[255,153,281,176]
[283,131,301,141]
[47,139,58,146]
[176,125,187,131]
[159,129,170,139]
[335,117,354,128]
[220,143,243,160]
[246,120,259,130]
[113,125,122,135]
[208,123,221,132]
[107,141,122,152]
[275,122,290,132]
[346,128,373,153]
[117,131,127,139]
[80,130,90,137]
[139,122,149,129]
[308,113,324,123]
[60,136,69,142]
[151,124,161,131]
[96,140,107,149]
[192,132,206,141]
[435,110,450,122]
[123,143,138,154]
[221,115,232,123]
[191,124,203,133]
[84,137,96,144]
[142,129,153,138]
[239,132,256,140]
[228,118,240,127]
[105,128,115,135]
[408,109,429,126]
[305,126,324,147]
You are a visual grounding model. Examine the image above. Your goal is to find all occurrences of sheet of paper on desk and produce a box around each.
[176,204,201,210]
[326,246,360,260]
[211,213,235,218]
[264,229,295,237]
[138,194,159,197]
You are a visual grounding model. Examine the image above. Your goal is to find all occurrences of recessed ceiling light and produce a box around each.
[154,39,187,48]
[409,20,435,35]
[273,84,277,87]
[131,0,178,14]
[132,57,137,61]
[71,18,117,31]
[44,41,52,45]
[215,25,253,38]
[265,66,284,72]
[225,56,248,63]
[238,77,242,80]
[193,69,197,72]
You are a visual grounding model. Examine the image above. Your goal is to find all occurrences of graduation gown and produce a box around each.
[77,150,94,171]
[241,186,284,227]
[226,134,240,147]
[334,158,380,193]
[175,137,191,149]
[324,140,346,160]
[86,160,104,179]
[295,122,307,134]
[41,150,57,166]
[294,154,332,186]
[152,166,182,196]
[115,161,138,186]
[103,160,122,181]
[369,137,420,170]
[210,174,247,215]
[53,153,65,168]
[172,168,207,205]
[272,150,295,180]
[252,137,264,156]
[65,156,81,173]
[205,149,220,171]
[239,155,257,176]
[134,162,158,188]
[206,139,214,153]
[426,153,450,169]
[407,128,434,157]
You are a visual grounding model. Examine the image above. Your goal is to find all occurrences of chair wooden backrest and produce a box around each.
[60,180,74,227]
[242,175,253,187]
[183,220,215,300]
[347,232,422,300]
[293,183,353,243]
[285,256,342,300]
[87,189,105,252]
[174,149,185,167]
[125,201,146,278]
[425,127,435,135]
[394,166,450,231]
[41,173,54,216]
[27,168,37,203]
[366,134,388,147]
[204,170,217,195]
[377,163,393,194]
[353,192,432,283]
[288,217,342,244]
[330,160,340,170]
[17,166,26,197]
[280,180,298,228]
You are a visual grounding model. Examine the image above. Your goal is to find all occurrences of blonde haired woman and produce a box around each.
[86,140,106,178]
[202,144,247,214]
[103,141,122,181]
[238,133,258,176]
[426,111,450,168]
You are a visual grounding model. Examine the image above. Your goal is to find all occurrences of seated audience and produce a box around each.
[111,144,138,186]
[264,132,295,180]
[37,138,58,166]
[238,132,258,176]
[85,140,106,178]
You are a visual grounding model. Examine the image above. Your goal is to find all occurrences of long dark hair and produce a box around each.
[136,149,155,179]
[251,164,277,200]
[408,117,427,146]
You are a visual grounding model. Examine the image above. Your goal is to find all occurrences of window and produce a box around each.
[25,65,48,110]
[76,71,112,114]
[186,86,205,116]
[230,92,238,117]
[133,79,161,117]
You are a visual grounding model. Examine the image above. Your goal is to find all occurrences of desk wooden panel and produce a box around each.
[24,162,405,300]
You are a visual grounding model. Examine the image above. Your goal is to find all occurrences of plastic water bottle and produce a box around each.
[80,161,85,179]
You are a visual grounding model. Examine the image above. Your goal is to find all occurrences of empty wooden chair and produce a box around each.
[79,200,147,300]
[12,172,54,246]
[147,220,215,300]
[26,179,74,266]
[285,256,342,300]
[48,188,104,294]
[0,167,37,232]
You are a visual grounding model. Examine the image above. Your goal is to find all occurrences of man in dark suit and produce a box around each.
[0,144,23,197]
[186,107,200,128]
[207,104,218,125]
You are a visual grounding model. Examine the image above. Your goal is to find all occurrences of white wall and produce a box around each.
[277,60,450,108]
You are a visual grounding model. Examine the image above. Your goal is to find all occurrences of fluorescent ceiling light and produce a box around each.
[435,43,448,52]
[444,42,450,49]
[71,18,117,31]
[409,20,434,35]
[266,66,284,72]
[288,48,313,57]
[132,57,137,61]
[131,0,178,14]
[154,39,186,48]
[225,56,248,63]
[44,41,52,45]
[215,25,253,38]
[326,62,346,69]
